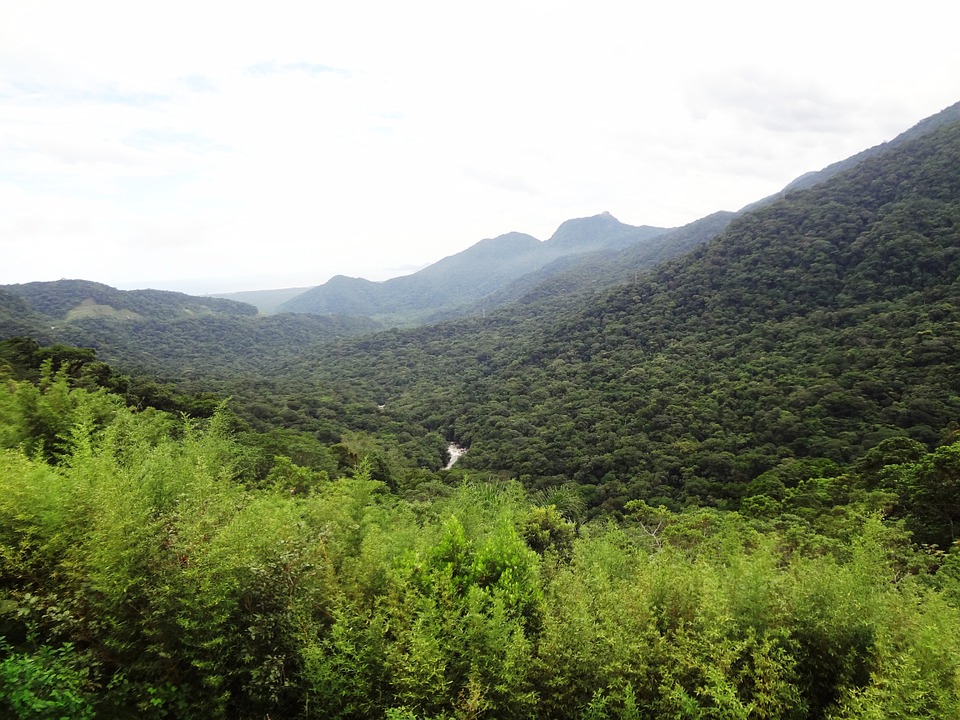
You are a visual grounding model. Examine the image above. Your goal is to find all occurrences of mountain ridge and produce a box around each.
[1,279,258,322]
[276,214,672,324]
[2,101,960,512]
[283,105,960,509]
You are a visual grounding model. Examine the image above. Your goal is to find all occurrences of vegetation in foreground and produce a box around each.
[3,107,960,719]
[1,363,959,719]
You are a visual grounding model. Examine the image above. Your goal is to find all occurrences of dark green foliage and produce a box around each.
[0,338,45,380]
[7,111,960,516]
[882,442,960,547]
[279,114,960,513]
[4,94,960,720]
[0,279,258,320]
[2,376,960,718]
[0,291,48,338]
[0,639,95,720]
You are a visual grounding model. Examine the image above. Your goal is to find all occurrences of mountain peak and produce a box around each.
[546,213,669,253]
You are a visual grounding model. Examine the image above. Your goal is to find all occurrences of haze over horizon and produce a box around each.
[2,0,960,295]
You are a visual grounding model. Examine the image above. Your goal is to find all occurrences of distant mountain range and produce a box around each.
[0,280,258,322]
[0,279,377,377]
[273,213,671,325]
[218,101,960,327]
[4,100,960,382]
[6,98,960,720]
[292,98,960,503]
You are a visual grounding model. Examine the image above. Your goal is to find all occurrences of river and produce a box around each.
[445,443,466,470]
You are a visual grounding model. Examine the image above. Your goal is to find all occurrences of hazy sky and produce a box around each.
[2,1,959,294]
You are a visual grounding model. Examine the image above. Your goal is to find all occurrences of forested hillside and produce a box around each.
[1,280,259,321]
[468,211,736,318]
[297,111,960,513]
[0,282,380,378]
[740,99,960,208]
[3,104,960,719]
[1,349,959,719]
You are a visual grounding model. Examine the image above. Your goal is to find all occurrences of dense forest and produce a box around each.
[1,349,959,719]
[296,111,960,510]
[2,104,960,718]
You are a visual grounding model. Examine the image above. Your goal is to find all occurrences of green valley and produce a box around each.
[2,101,960,719]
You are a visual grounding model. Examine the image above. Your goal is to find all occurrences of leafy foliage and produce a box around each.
[289,114,960,514]
[0,375,959,718]
[3,96,960,720]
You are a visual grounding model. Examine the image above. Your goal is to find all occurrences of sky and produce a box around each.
[2,1,959,295]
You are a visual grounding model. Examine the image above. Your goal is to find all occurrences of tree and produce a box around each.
[887,442,960,547]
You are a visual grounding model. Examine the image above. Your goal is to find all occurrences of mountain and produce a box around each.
[1,279,258,322]
[282,105,960,330]
[541,211,664,252]
[455,211,737,317]
[4,101,960,512]
[5,103,960,720]
[290,103,960,510]
[498,103,960,319]
[0,287,49,336]
[741,99,960,211]
[0,279,380,379]
[277,215,671,324]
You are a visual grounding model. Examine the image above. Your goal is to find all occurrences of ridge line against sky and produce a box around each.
[2,0,960,295]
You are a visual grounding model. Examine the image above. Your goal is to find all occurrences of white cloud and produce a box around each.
[2,0,960,292]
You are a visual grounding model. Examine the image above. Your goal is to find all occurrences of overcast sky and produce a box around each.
[2,1,959,294]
